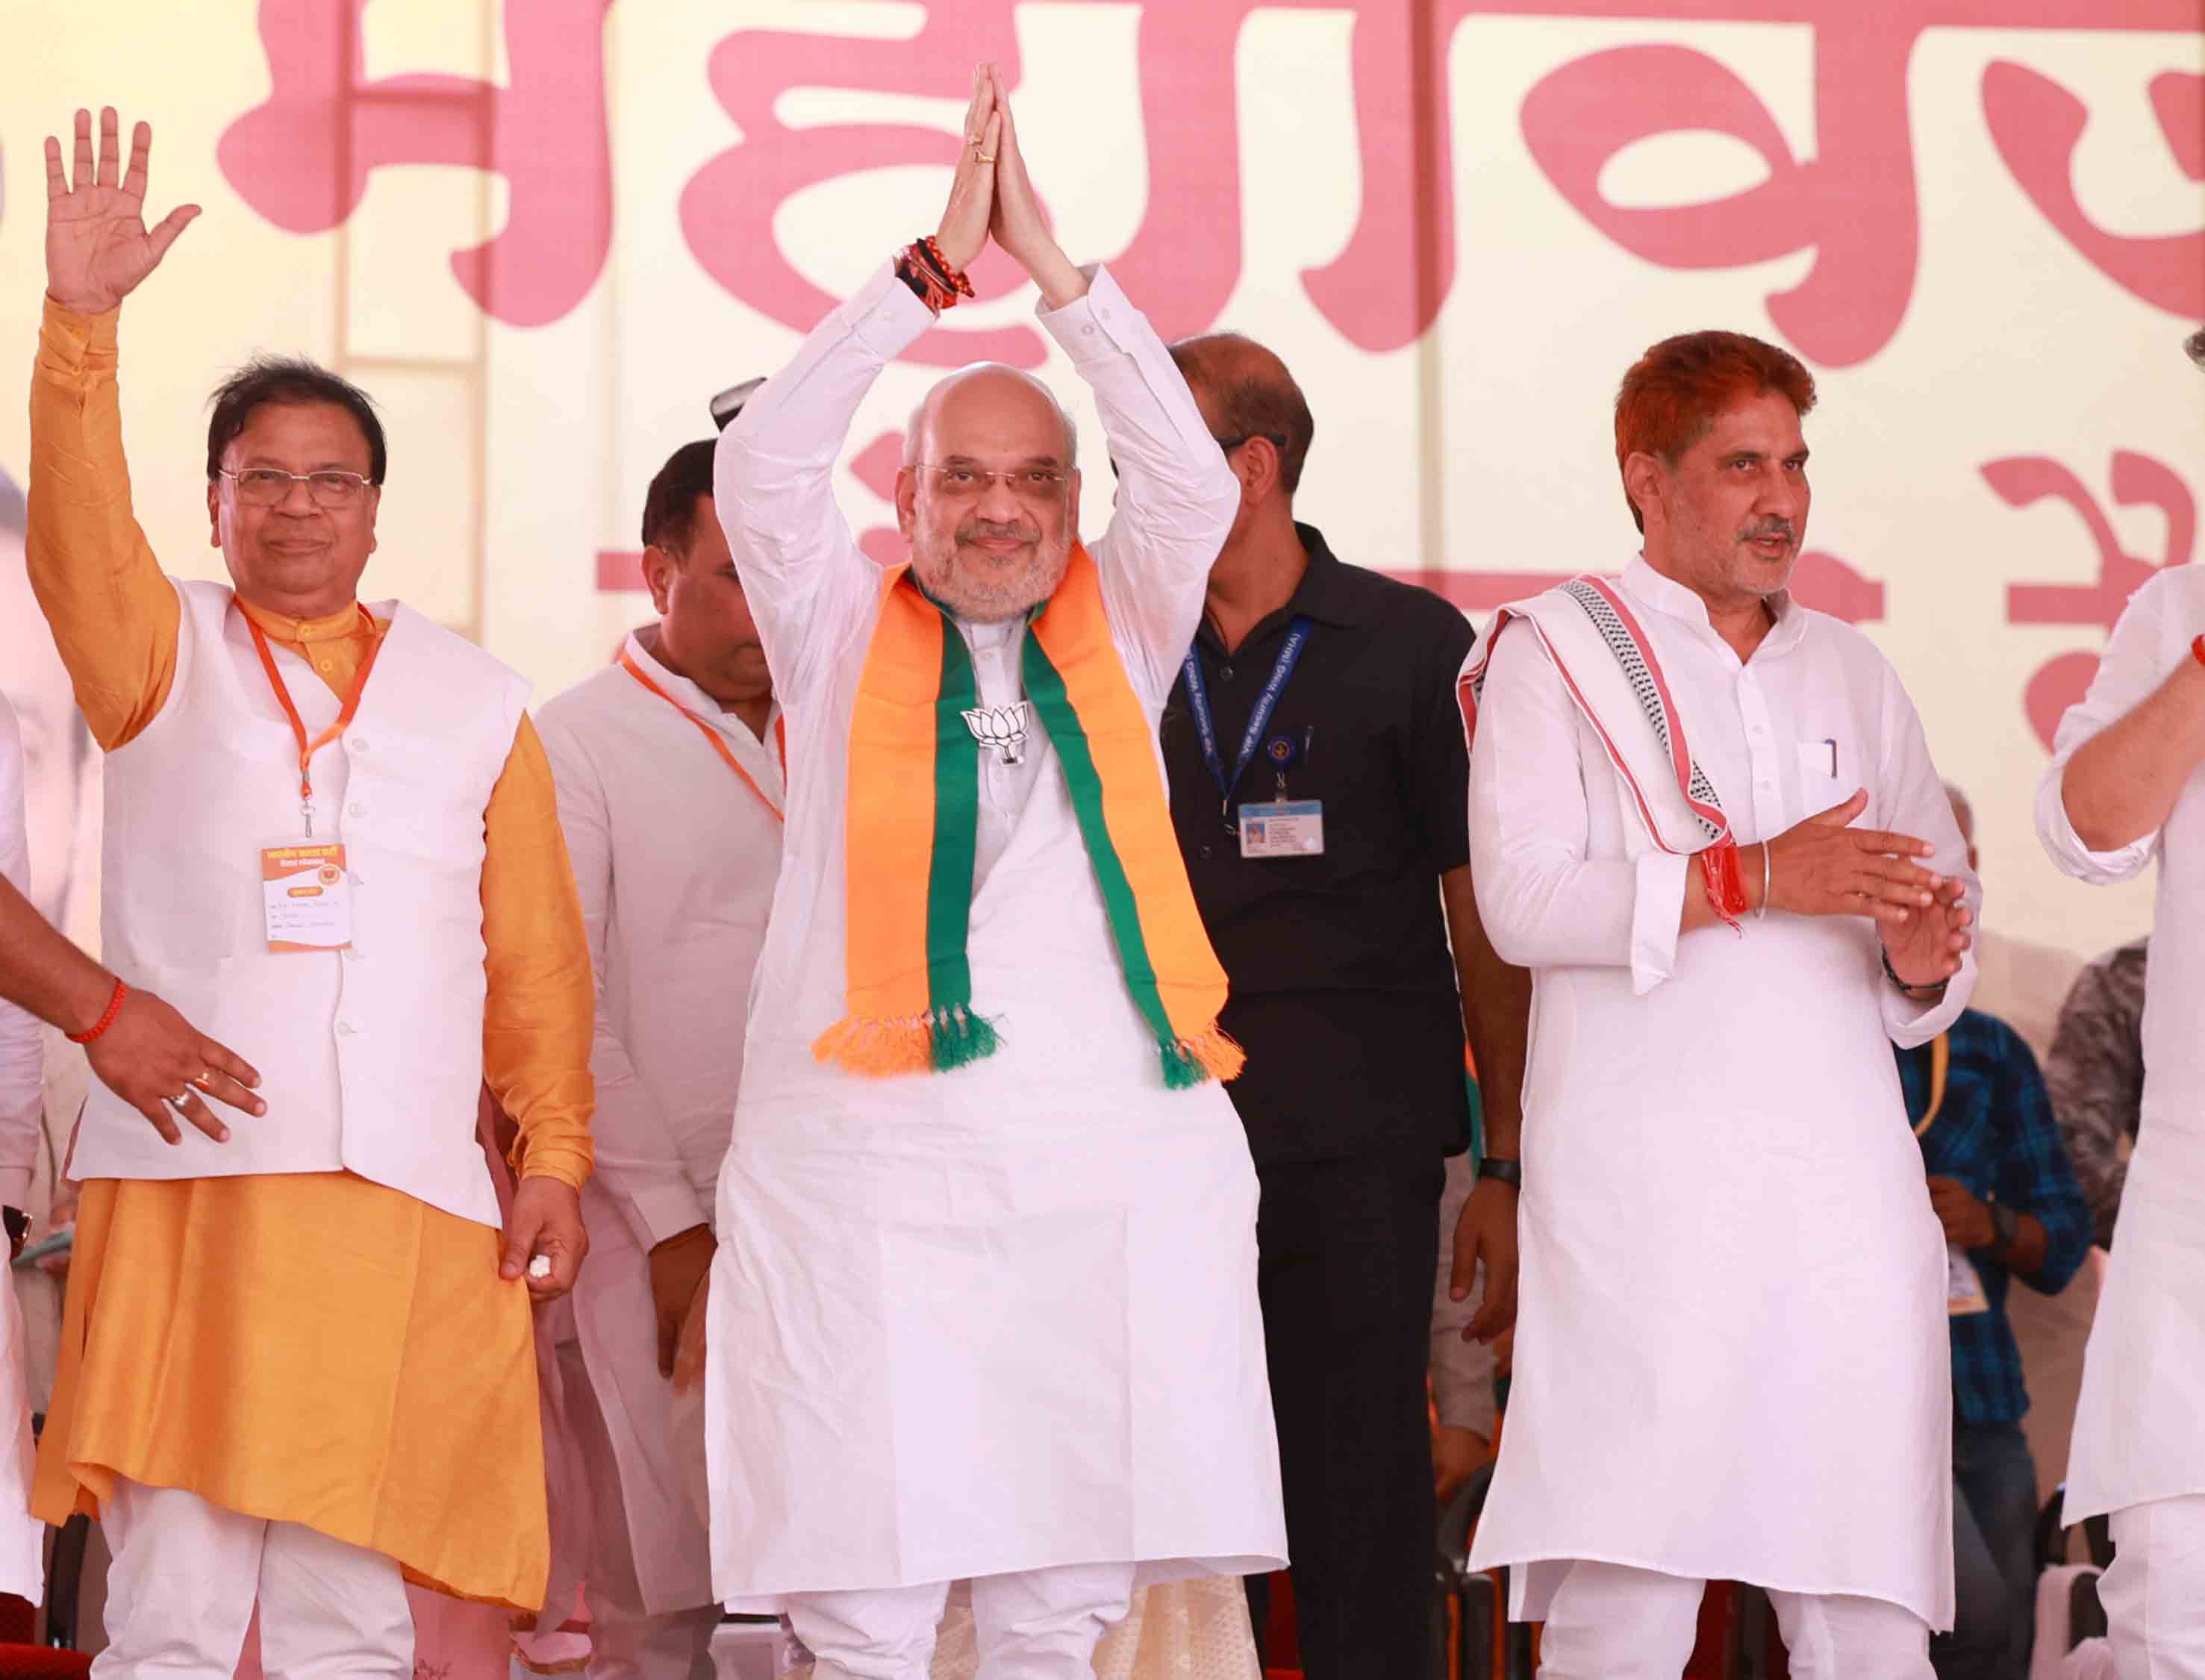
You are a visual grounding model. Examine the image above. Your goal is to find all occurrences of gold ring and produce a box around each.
[975,152,997,163]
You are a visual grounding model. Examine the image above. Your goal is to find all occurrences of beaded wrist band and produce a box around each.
[896,238,977,316]
[66,976,128,1045]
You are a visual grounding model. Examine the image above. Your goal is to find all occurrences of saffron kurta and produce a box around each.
[25,296,593,1610]
[1462,560,1976,1630]
[705,263,1287,1603]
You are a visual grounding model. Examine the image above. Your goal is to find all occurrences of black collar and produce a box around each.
[1197,522,1365,657]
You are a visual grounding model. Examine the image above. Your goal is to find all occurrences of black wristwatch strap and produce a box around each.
[1988,1201,2019,1263]
[2,1208,28,1248]
[1476,1157,1523,1190]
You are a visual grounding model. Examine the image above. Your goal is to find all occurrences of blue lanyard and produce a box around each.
[1181,616,1312,815]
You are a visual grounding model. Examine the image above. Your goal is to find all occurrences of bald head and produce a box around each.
[1167,332,1314,494]
[894,363,1082,623]
[905,363,1078,469]
[1944,781,1980,875]
[1944,781,1973,846]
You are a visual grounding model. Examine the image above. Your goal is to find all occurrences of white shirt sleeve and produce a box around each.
[714,260,938,698]
[1043,267,1241,702]
[538,708,710,1249]
[0,698,43,1211]
[2035,569,2186,885]
[1466,630,1690,993]
[1872,659,1979,1046]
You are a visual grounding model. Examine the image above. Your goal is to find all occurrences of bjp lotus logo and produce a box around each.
[961,702,1032,766]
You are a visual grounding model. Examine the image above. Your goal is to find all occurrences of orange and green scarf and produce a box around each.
[815,544,1244,1089]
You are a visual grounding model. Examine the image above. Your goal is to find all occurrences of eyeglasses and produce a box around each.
[1213,432,1288,455]
[913,463,1072,502]
[218,467,376,508]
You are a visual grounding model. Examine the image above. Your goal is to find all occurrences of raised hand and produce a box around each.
[982,63,1086,307]
[43,107,200,315]
[1763,790,1945,926]
[933,66,1000,273]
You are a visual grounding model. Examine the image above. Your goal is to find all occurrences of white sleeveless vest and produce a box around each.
[73,579,530,1227]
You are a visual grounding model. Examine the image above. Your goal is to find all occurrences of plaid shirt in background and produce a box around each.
[2045,937,2148,1247]
[1897,1008,2095,1425]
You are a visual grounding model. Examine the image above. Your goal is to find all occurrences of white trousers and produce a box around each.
[585,1595,719,1680]
[92,1478,413,1679]
[555,1341,720,1680]
[2103,1496,2205,1679]
[785,1563,1137,1680]
[1536,1560,1932,1679]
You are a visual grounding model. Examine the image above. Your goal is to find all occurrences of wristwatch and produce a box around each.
[1987,1201,2018,1264]
[1476,1157,1523,1191]
[2,1208,28,1250]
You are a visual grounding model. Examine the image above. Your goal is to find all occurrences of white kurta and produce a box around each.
[2036,564,2205,1523]
[0,696,57,1596]
[536,636,786,1614]
[1462,560,1974,1629]
[704,263,1286,1606]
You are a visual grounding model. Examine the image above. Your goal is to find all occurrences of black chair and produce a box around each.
[2034,1484,2113,1650]
[2037,1484,2115,1571]
[1435,1461,1532,1679]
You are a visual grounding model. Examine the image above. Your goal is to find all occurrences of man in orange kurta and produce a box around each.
[28,107,593,1677]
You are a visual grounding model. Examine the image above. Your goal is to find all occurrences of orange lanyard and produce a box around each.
[618,649,786,822]
[245,605,384,837]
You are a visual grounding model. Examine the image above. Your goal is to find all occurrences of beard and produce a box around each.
[1724,516,1800,594]
[912,515,1074,623]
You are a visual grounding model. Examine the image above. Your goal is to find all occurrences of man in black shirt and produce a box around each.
[1162,333,1530,1677]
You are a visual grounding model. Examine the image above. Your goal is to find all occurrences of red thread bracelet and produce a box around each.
[897,246,958,315]
[67,976,128,1045]
[2192,633,2204,669]
[1700,839,1750,929]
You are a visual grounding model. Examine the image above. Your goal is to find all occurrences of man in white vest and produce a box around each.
[1461,329,1977,1676]
[2033,326,2205,1679]
[704,65,1285,1679]
[537,437,785,1679]
[28,106,594,1675]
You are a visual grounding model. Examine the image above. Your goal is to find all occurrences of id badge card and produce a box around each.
[261,841,354,953]
[1238,799,1324,858]
[1945,1242,1991,1317]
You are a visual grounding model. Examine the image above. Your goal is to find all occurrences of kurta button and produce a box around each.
[347,802,364,817]
[335,1022,355,1037]
[352,738,369,752]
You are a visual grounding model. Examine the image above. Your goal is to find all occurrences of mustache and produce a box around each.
[1739,519,1796,544]
[957,515,1041,547]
